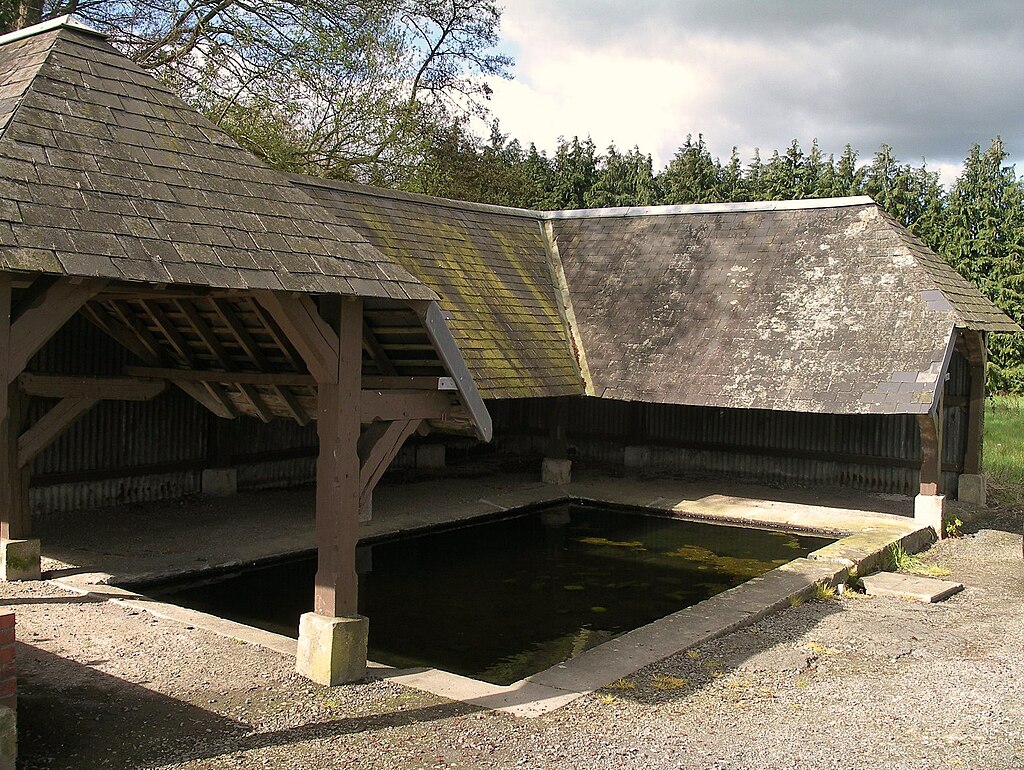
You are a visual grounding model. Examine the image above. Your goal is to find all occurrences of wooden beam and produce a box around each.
[362,321,397,376]
[962,330,987,475]
[358,420,420,509]
[0,278,29,539]
[917,403,944,496]
[8,279,106,382]
[248,297,304,371]
[362,375,457,391]
[253,292,339,384]
[177,299,274,423]
[313,297,362,617]
[359,390,455,422]
[210,298,307,425]
[17,397,99,468]
[124,366,315,387]
[84,302,236,419]
[17,374,165,401]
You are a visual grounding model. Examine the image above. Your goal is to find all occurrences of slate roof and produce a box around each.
[0,19,434,300]
[293,178,582,399]
[550,198,1021,414]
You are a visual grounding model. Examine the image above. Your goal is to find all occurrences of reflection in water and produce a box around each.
[147,504,830,685]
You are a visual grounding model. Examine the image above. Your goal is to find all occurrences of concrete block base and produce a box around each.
[541,457,571,485]
[623,445,651,469]
[914,494,947,538]
[296,612,368,686]
[0,539,39,581]
[957,473,986,507]
[415,444,446,469]
[201,468,237,497]
[0,705,14,770]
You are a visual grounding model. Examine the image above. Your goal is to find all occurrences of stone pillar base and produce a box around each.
[957,473,986,507]
[0,539,39,582]
[0,705,14,770]
[415,444,445,469]
[623,445,651,469]
[914,494,947,538]
[296,612,368,686]
[541,457,571,485]
[201,468,237,497]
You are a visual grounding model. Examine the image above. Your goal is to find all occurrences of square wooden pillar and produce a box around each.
[916,394,946,538]
[297,297,367,685]
[960,331,987,506]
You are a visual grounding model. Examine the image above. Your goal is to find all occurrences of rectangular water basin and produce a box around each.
[140,503,832,685]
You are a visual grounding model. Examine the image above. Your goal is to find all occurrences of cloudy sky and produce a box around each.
[483,1,1024,185]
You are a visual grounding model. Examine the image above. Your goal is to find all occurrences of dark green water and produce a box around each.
[145,504,830,685]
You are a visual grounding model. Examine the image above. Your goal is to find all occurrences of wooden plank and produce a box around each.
[17,373,166,401]
[358,419,420,508]
[313,297,362,617]
[81,303,160,364]
[412,301,491,442]
[253,292,339,384]
[362,376,456,391]
[8,279,106,382]
[359,390,455,422]
[17,397,99,467]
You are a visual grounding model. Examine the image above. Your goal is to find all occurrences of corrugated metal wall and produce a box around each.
[25,317,973,512]
[488,349,971,497]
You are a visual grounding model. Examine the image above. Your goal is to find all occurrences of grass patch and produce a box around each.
[887,543,951,577]
[985,396,1024,509]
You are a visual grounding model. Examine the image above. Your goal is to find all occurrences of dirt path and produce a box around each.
[6,512,1023,770]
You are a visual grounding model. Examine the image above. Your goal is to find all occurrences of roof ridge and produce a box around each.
[541,196,876,220]
[0,15,104,47]
[288,173,544,220]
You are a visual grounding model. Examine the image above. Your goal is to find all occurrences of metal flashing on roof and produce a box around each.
[0,15,104,46]
[540,196,876,220]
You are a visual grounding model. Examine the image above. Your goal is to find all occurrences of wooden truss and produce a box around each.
[0,272,491,623]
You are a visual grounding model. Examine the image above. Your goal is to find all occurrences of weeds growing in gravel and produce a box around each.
[811,581,837,601]
[652,674,688,690]
[887,543,951,577]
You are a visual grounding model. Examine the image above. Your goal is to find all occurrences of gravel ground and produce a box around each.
[5,510,1023,770]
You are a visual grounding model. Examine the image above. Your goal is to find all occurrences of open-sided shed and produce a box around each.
[0,17,490,683]
[0,15,1020,687]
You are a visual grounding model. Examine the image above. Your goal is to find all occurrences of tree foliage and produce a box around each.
[18,0,511,180]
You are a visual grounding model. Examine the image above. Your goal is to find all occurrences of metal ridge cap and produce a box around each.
[0,15,105,47]
[540,196,877,220]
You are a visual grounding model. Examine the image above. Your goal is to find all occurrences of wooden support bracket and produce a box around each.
[18,397,99,468]
[358,419,420,508]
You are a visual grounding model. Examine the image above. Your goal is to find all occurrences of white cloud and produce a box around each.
[482,1,1024,178]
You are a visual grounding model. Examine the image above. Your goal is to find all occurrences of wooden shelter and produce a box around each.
[0,17,490,682]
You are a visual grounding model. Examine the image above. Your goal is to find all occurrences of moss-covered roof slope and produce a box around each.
[294,179,583,399]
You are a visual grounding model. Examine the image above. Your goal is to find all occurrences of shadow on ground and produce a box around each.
[17,643,478,770]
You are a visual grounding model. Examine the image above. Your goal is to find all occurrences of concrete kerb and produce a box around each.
[43,482,936,719]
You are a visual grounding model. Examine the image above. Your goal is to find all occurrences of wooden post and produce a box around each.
[313,297,362,618]
[963,332,986,476]
[917,407,943,497]
[0,278,28,542]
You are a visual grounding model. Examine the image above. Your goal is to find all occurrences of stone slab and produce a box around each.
[957,473,986,507]
[860,571,964,603]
